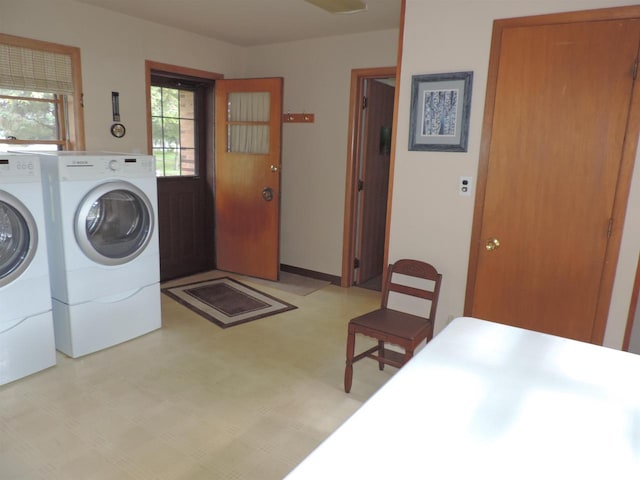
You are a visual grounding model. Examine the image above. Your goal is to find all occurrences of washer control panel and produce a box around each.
[0,155,40,181]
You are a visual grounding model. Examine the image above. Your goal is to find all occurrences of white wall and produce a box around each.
[1,0,398,279]
[5,0,638,349]
[245,30,399,275]
[0,0,247,154]
[391,0,640,349]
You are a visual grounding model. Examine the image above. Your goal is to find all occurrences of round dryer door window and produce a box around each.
[0,191,38,288]
[75,181,154,266]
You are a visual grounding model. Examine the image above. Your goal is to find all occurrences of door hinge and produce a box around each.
[362,96,368,109]
[354,257,360,269]
[607,218,614,238]
[357,179,364,191]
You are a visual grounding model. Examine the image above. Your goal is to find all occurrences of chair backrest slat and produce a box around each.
[388,283,434,300]
[381,259,442,321]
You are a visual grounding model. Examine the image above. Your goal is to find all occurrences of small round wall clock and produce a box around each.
[110,122,126,138]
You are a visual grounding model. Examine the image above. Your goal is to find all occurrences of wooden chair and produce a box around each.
[344,259,442,393]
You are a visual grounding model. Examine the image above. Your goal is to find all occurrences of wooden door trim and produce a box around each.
[382,0,407,290]
[464,5,640,345]
[341,66,396,287]
[606,44,640,343]
[463,14,503,315]
[144,60,223,156]
[145,61,222,280]
[341,1,406,288]
[623,254,640,351]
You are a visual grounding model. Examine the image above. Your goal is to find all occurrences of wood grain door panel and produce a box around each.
[468,17,640,342]
[214,78,283,281]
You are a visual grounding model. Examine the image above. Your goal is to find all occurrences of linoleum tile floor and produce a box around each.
[0,272,393,479]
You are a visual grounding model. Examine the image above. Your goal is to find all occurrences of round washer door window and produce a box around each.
[75,181,154,266]
[0,191,38,288]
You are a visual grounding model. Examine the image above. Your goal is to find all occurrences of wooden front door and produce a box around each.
[214,78,283,280]
[356,79,395,285]
[465,11,640,342]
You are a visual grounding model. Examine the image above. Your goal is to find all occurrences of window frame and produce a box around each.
[0,33,85,151]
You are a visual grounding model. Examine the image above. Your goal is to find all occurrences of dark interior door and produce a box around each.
[356,79,394,285]
[152,75,215,281]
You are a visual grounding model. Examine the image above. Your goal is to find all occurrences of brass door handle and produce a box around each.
[485,237,500,251]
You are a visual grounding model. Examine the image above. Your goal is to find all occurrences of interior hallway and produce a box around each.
[0,272,391,479]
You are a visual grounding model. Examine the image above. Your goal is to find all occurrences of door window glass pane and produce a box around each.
[227,92,270,122]
[151,86,197,176]
[229,125,270,154]
[226,92,270,154]
[180,148,196,176]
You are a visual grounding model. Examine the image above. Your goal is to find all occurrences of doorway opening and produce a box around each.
[341,67,396,290]
[145,61,222,281]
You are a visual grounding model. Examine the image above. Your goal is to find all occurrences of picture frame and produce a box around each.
[408,71,473,152]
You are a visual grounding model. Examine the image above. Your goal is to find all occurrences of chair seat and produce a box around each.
[344,259,442,393]
[350,308,433,342]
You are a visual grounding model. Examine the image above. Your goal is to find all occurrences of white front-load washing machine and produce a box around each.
[38,152,161,358]
[0,154,56,385]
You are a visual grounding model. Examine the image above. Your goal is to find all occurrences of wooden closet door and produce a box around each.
[466,15,640,342]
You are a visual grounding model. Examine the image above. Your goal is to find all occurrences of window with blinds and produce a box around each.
[0,34,84,152]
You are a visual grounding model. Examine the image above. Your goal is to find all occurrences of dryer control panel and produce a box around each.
[38,153,156,181]
[104,156,155,175]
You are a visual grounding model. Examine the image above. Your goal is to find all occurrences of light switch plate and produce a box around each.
[459,176,472,196]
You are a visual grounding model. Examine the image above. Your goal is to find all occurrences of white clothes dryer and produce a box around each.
[38,152,161,358]
[0,154,56,385]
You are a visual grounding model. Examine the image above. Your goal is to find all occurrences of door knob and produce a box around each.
[262,187,274,202]
[270,164,279,173]
[485,237,500,251]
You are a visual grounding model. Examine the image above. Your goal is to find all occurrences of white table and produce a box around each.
[285,317,640,479]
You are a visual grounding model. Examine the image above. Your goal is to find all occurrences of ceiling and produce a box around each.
[72,0,402,46]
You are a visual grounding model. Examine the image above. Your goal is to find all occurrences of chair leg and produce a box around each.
[377,340,385,370]
[344,329,356,393]
[404,348,414,365]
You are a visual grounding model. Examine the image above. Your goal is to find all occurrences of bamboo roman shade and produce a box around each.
[0,44,74,94]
